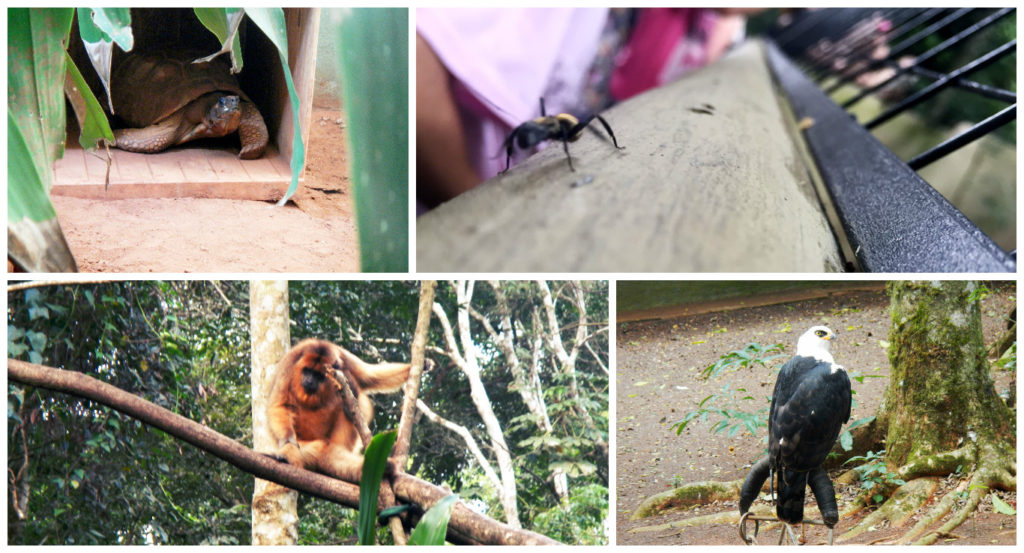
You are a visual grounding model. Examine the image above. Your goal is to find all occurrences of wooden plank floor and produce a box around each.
[52,142,295,201]
[416,40,845,273]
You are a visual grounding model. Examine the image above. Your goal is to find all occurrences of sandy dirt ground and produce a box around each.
[616,284,1016,546]
[53,108,359,273]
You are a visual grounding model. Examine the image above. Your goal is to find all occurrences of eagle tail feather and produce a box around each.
[776,469,807,524]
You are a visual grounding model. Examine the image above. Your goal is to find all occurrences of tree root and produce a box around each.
[836,477,938,543]
[629,431,1016,545]
[631,479,742,519]
[630,508,747,534]
[840,442,1017,545]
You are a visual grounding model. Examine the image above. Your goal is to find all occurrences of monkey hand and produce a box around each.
[264,452,289,463]
[269,439,305,467]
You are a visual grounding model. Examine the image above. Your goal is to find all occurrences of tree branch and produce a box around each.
[395,280,436,464]
[7,280,114,292]
[415,399,502,492]
[7,359,559,545]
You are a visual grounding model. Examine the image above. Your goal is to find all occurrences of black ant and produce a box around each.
[500,98,623,173]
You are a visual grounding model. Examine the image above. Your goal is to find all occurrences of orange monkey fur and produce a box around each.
[266,338,412,483]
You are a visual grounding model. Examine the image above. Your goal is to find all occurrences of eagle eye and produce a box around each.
[815,330,827,337]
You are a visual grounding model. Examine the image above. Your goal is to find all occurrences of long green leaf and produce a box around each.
[357,430,397,545]
[7,8,73,188]
[64,51,114,149]
[81,7,132,51]
[244,8,305,204]
[192,8,244,71]
[408,493,459,546]
[8,111,55,223]
[8,8,78,271]
[76,8,131,113]
[337,8,409,271]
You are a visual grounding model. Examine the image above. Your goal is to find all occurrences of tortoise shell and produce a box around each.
[111,49,250,127]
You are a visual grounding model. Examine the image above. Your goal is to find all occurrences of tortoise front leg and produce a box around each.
[237,100,268,159]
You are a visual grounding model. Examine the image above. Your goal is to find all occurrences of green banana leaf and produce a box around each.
[245,8,305,204]
[337,8,409,272]
[64,50,114,150]
[75,7,130,114]
[192,8,245,71]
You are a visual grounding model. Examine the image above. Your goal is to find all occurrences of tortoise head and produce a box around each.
[206,95,242,134]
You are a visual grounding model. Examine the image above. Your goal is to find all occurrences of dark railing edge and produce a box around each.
[764,40,1016,273]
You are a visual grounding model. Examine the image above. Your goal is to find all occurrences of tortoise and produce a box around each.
[110,49,268,159]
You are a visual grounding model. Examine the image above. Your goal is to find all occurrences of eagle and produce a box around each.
[739,325,852,544]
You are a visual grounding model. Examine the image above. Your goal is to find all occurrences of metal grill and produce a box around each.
[763,8,1016,272]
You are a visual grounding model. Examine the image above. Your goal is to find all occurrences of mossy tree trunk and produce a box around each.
[838,281,1017,544]
[881,281,1014,468]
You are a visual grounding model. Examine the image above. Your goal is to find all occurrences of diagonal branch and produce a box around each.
[415,399,502,492]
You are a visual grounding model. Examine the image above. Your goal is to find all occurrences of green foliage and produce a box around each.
[8,281,253,544]
[243,8,305,203]
[701,342,785,380]
[993,341,1015,372]
[671,341,784,440]
[530,484,608,545]
[967,283,992,304]
[7,8,78,271]
[7,8,307,271]
[357,431,397,545]
[838,415,876,451]
[408,494,459,545]
[670,382,767,438]
[296,502,357,544]
[843,450,906,503]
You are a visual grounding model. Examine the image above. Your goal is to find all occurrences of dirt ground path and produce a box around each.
[616,284,1016,545]
[53,108,359,273]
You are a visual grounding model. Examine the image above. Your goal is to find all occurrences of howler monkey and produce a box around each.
[265,339,412,483]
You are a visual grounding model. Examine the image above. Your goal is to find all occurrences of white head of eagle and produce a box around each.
[796,324,841,369]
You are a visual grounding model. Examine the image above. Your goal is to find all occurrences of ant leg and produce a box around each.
[539,97,546,117]
[593,114,625,149]
[559,125,575,172]
[500,128,519,174]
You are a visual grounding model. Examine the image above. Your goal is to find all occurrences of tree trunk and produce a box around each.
[249,281,297,545]
[454,281,522,528]
[882,281,1015,469]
